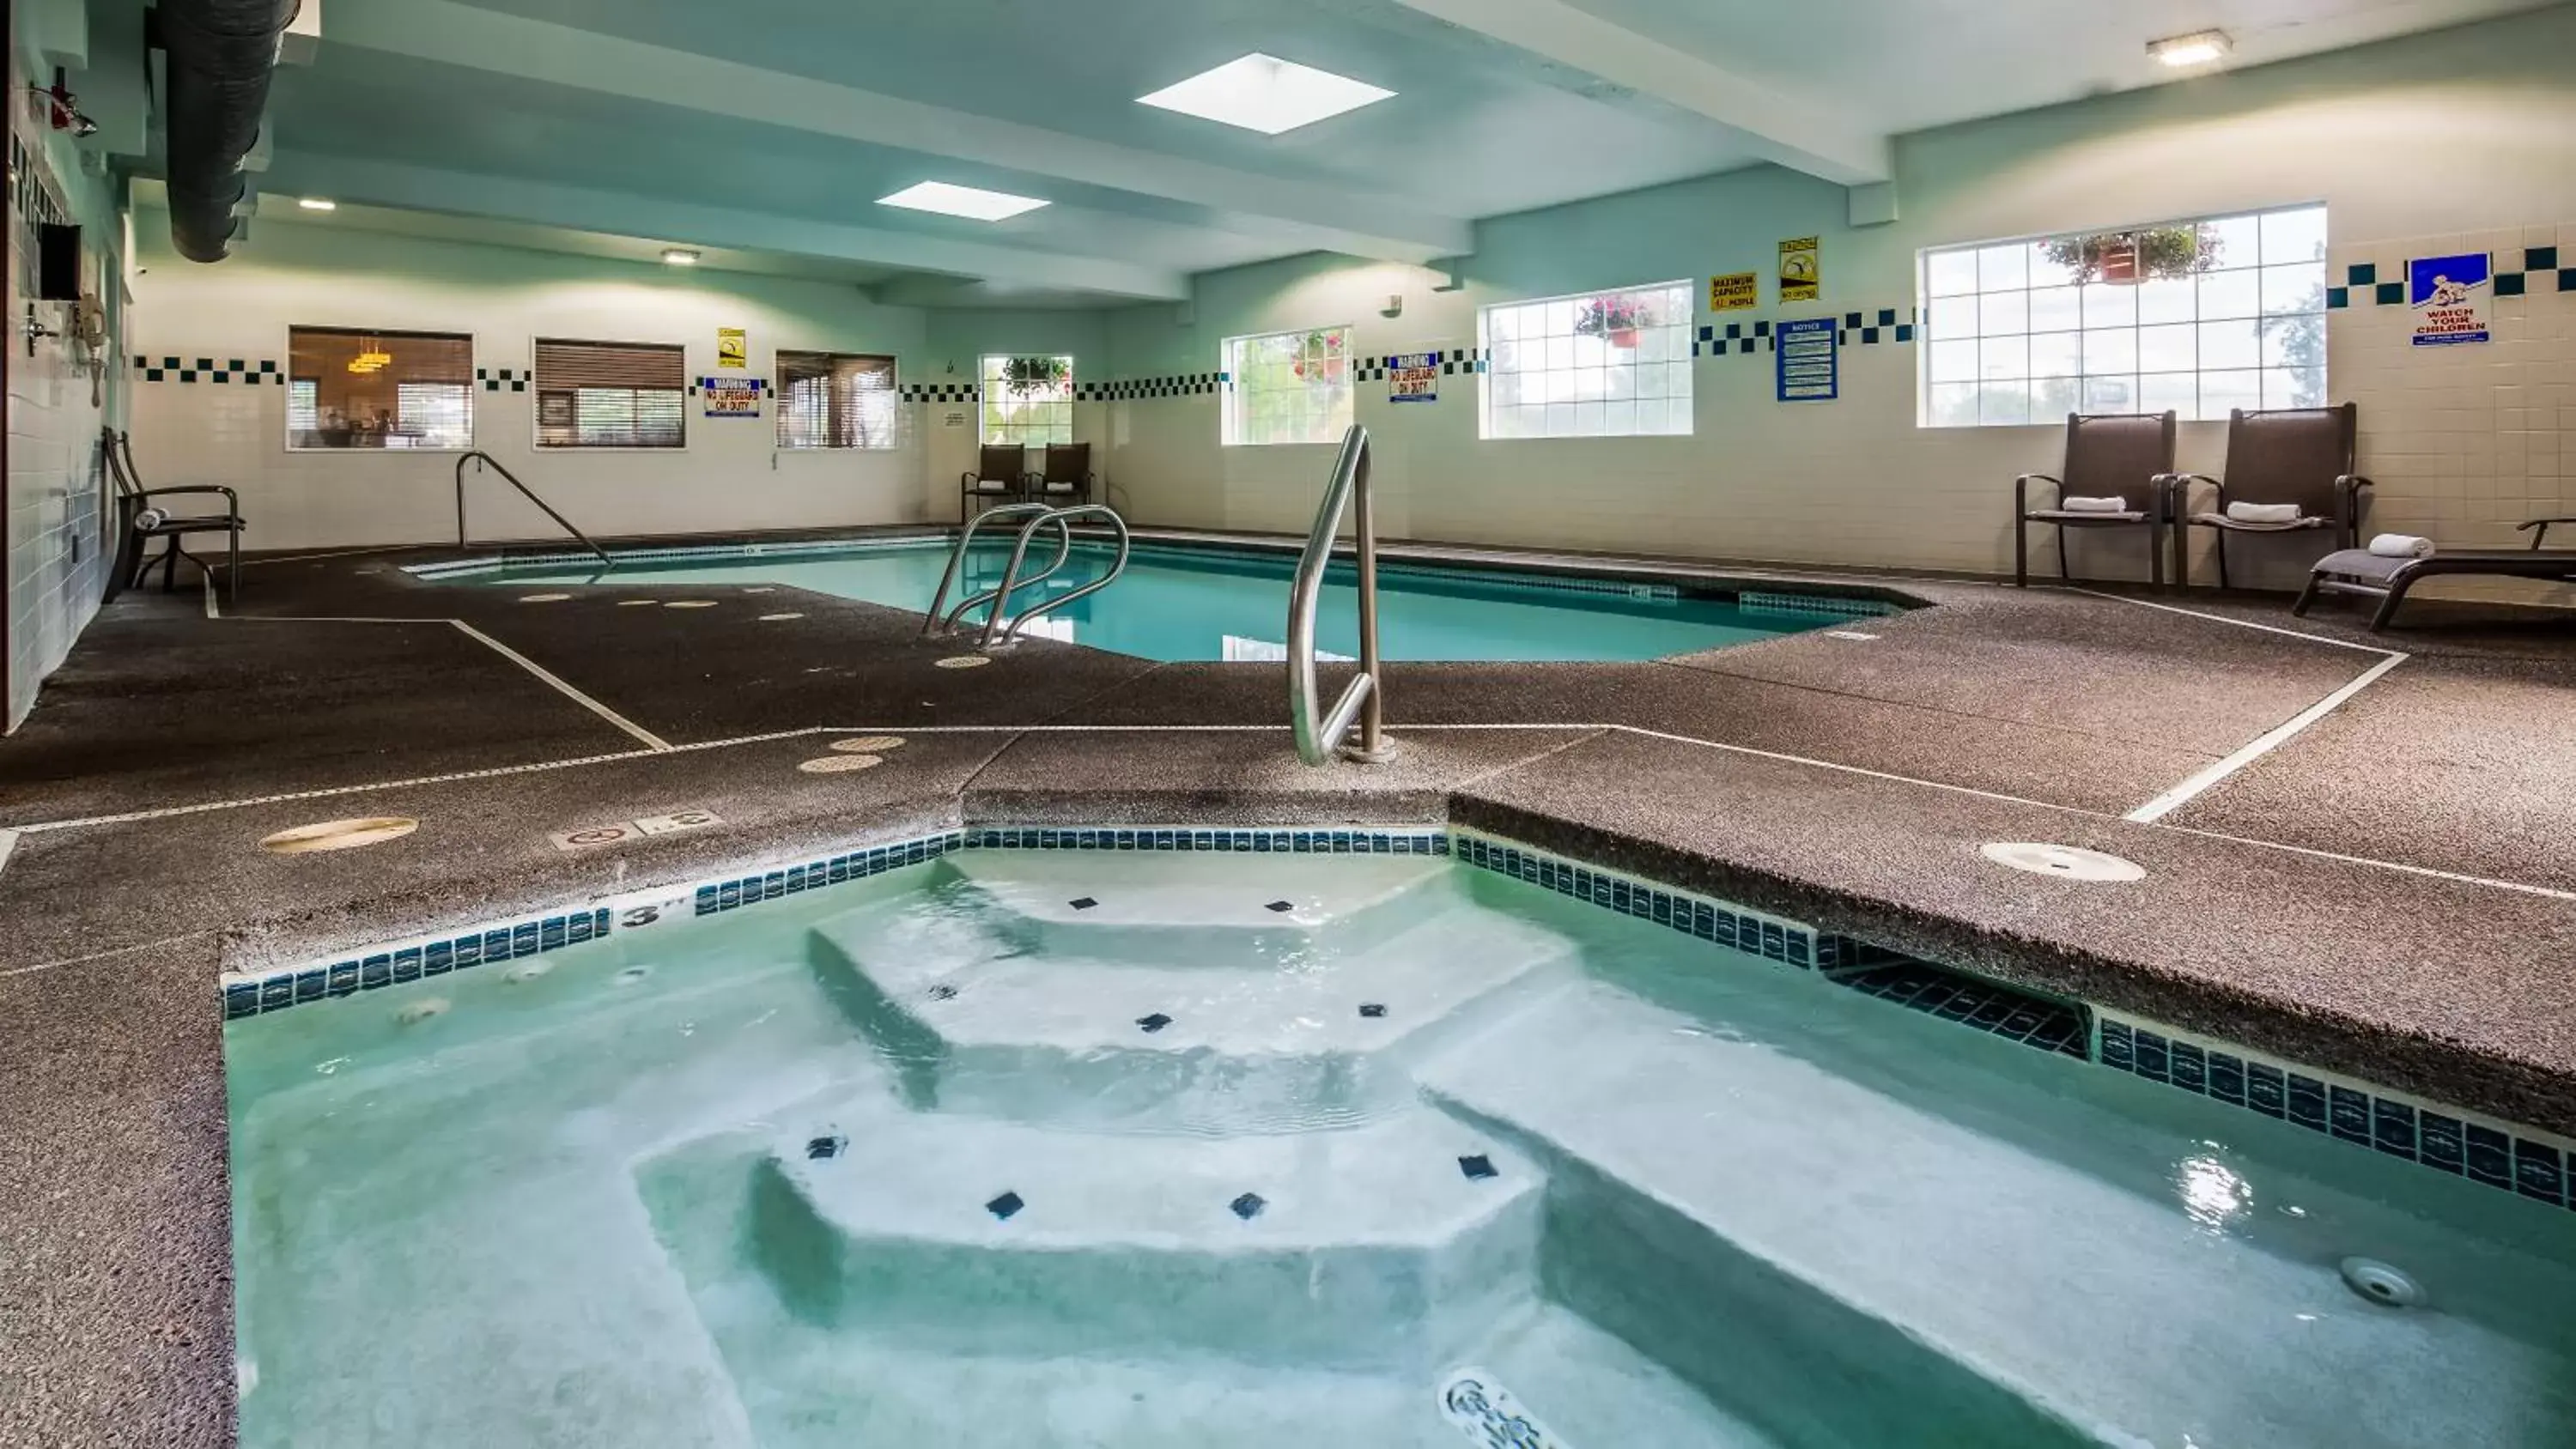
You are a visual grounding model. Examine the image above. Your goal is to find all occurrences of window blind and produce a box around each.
[776,350,898,449]
[534,338,687,448]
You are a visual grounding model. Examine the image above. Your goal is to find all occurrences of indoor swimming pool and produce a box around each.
[481,539,1859,662]
[222,838,2576,1449]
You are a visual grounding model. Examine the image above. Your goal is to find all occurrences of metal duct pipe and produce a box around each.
[160,0,300,262]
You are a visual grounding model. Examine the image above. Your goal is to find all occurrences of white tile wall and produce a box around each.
[6,70,118,731]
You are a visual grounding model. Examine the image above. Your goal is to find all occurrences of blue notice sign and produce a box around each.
[2407,252,2490,348]
[1776,318,1838,402]
[1388,352,1440,403]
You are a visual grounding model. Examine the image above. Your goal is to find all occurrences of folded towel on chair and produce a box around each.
[2225,501,2304,524]
[2059,496,2129,513]
[133,507,166,531]
[2368,533,2435,559]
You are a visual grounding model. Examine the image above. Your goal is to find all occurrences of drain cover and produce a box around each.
[935,654,993,670]
[2340,1257,2424,1307]
[1979,842,2145,882]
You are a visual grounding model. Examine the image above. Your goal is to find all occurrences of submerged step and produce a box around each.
[807,869,1577,1131]
[751,1105,1543,1371]
[1421,976,2569,1449]
[949,850,1461,960]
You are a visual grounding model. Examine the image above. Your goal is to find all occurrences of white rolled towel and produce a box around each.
[2369,533,2435,559]
[2226,501,2304,524]
[133,506,166,530]
[2060,496,2129,513]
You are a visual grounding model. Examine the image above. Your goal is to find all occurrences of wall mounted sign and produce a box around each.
[701,376,764,417]
[941,408,971,429]
[1777,237,1820,304]
[1709,272,1759,312]
[716,327,749,368]
[1776,317,1838,402]
[1388,351,1440,403]
[2408,253,2491,347]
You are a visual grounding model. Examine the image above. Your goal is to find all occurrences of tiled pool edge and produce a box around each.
[217,820,2576,1215]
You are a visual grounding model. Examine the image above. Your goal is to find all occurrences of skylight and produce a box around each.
[1137,53,1394,136]
[877,182,1050,222]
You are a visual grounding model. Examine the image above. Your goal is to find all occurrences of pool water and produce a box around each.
[495,540,1831,662]
[225,850,2576,1448]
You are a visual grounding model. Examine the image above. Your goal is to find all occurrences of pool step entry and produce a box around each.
[755,1103,1542,1373]
[1416,967,2555,1449]
[806,854,1579,1131]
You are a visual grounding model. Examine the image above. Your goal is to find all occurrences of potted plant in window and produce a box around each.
[2042,225,2223,285]
[1000,356,1068,397]
[1289,330,1341,382]
[1574,295,1650,349]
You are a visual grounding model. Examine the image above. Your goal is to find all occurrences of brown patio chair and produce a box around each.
[104,427,244,602]
[2161,403,2369,590]
[2013,411,2176,588]
[960,443,1030,520]
[1030,442,1097,507]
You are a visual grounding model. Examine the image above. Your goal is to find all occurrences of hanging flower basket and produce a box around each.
[1000,356,1069,397]
[2041,226,2221,286]
[1575,295,1650,349]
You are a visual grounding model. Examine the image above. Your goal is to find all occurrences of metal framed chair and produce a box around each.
[960,443,1029,520]
[2162,403,2369,591]
[1030,442,1097,507]
[104,428,245,602]
[2012,411,2177,588]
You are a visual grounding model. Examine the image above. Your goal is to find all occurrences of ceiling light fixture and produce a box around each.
[660,248,702,266]
[297,197,337,211]
[876,181,1050,221]
[1137,52,1394,136]
[2147,29,2233,68]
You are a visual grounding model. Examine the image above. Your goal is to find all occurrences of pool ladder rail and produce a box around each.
[454,451,611,571]
[1289,425,1391,766]
[925,501,1133,652]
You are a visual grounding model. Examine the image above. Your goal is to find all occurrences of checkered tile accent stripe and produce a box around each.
[477,367,528,393]
[1693,308,1917,357]
[133,356,284,385]
[2327,248,2573,308]
[900,382,981,403]
[1353,349,1489,381]
[1077,373,1227,401]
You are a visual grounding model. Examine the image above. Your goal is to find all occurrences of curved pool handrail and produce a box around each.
[982,506,1132,649]
[1289,425,1387,765]
[924,502,1056,636]
[944,513,1078,634]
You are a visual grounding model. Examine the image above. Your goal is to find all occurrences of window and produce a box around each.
[777,351,898,449]
[534,338,687,448]
[1921,203,2327,427]
[285,327,473,450]
[981,355,1074,447]
[1222,326,1352,446]
[1479,282,1693,440]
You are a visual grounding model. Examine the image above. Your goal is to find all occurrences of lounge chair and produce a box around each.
[2161,403,2370,590]
[2295,517,2576,631]
[1030,441,1097,508]
[2012,411,2176,588]
[104,428,244,602]
[960,444,1030,520]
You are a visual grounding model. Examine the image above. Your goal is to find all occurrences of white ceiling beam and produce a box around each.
[1386,0,1891,185]
[320,0,1473,264]
[266,152,1194,300]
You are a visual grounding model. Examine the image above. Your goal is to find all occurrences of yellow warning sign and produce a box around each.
[1709,272,1759,312]
[717,327,748,369]
[1778,237,1820,304]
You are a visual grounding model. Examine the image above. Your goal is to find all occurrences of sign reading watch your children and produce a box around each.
[2407,253,2490,348]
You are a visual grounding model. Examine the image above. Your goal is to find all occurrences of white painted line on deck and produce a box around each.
[2063,587,2406,658]
[2151,822,2576,902]
[2123,651,2410,824]
[0,826,17,881]
[446,621,675,751]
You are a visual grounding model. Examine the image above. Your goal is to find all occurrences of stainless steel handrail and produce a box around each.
[980,505,1131,649]
[454,451,611,569]
[923,502,1055,636]
[1289,425,1388,765]
[942,516,1075,634]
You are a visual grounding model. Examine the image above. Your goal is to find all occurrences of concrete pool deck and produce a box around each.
[2,526,2573,1446]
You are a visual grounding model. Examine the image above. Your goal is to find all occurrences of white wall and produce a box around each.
[127,216,939,550]
[7,12,127,730]
[1092,6,2576,596]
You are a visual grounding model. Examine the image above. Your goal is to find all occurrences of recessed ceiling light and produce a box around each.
[2148,30,2232,68]
[1137,53,1394,136]
[660,248,701,266]
[296,197,337,211]
[877,181,1050,222]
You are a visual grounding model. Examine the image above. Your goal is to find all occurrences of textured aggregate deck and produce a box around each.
[3,527,2573,1447]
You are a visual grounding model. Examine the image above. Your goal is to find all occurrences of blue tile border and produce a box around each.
[2097,1014,2576,1214]
[1452,828,1820,968]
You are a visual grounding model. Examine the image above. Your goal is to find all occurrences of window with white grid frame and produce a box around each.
[1479,282,1694,440]
[1921,204,2328,427]
[981,355,1074,446]
[1222,326,1352,446]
